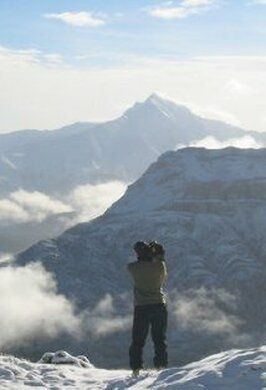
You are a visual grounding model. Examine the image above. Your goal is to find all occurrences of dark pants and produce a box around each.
[129,303,168,370]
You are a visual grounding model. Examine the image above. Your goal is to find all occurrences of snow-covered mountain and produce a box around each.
[2,94,266,255]
[1,94,263,196]
[0,346,265,389]
[14,147,266,367]
[3,94,261,255]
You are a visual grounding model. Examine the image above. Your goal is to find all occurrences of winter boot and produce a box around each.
[132,369,140,377]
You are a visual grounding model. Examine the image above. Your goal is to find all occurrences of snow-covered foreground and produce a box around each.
[0,347,265,389]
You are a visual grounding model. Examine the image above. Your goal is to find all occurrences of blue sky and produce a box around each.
[1,0,266,64]
[1,0,266,132]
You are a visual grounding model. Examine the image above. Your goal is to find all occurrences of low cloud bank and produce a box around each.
[0,181,127,226]
[0,263,80,348]
[177,135,262,150]
[0,181,127,256]
[0,190,72,224]
[0,267,131,349]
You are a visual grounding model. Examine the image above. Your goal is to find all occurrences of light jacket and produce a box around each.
[128,259,167,306]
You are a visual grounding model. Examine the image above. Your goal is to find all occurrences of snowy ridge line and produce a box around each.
[0,346,265,389]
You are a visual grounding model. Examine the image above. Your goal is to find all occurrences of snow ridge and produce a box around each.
[0,346,265,389]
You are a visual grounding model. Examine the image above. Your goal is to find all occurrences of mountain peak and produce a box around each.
[144,93,176,110]
[125,93,185,119]
[144,93,192,115]
[145,93,166,104]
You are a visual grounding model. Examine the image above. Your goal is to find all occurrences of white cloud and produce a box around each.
[85,294,131,338]
[44,12,106,27]
[0,46,40,67]
[225,79,251,96]
[0,190,72,224]
[0,199,29,223]
[0,182,126,228]
[0,46,64,68]
[0,263,80,348]
[0,252,14,264]
[0,183,126,255]
[68,182,127,223]
[150,6,199,19]
[177,135,263,150]
[172,289,241,337]
[42,54,64,65]
[11,190,72,217]
[149,0,217,19]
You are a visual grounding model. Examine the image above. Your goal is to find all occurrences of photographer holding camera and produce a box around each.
[127,241,168,376]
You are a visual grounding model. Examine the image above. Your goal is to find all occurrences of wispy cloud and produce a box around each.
[0,45,64,67]
[149,0,217,20]
[44,11,106,27]
[85,294,131,338]
[182,0,216,5]
[172,288,242,338]
[251,0,266,4]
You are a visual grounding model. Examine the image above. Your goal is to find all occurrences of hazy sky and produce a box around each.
[1,0,266,132]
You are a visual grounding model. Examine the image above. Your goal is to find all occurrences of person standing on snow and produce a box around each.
[127,241,168,376]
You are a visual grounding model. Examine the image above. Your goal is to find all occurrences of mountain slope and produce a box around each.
[17,147,266,296]
[0,346,265,389]
[0,94,259,196]
[14,147,266,367]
